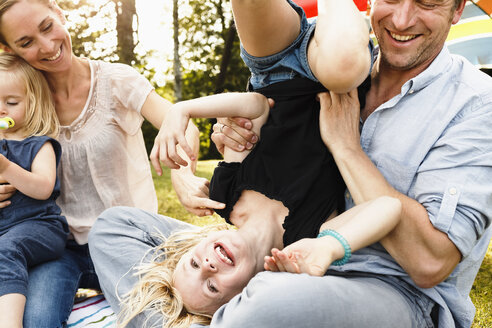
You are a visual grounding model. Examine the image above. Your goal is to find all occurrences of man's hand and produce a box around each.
[211,117,258,155]
[318,89,360,155]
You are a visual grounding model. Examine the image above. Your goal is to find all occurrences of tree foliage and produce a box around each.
[178,0,250,159]
[59,0,249,159]
[58,0,116,61]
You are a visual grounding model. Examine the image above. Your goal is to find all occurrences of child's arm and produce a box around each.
[264,196,401,276]
[160,92,271,167]
[308,0,371,93]
[0,142,56,200]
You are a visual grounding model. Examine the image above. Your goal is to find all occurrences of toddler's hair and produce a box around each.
[0,52,59,138]
[119,223,233,328]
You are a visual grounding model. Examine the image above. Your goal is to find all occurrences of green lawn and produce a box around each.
[154,160,491,327]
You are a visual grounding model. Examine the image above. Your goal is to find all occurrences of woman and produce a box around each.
[0,1,218,326]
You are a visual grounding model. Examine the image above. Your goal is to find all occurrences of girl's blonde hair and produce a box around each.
[0,52,59,138]
[119,224,234,328]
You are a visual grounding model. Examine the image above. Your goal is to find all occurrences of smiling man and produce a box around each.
[202,0,492,327]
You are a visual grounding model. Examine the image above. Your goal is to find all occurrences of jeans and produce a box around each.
[89,206,434,328]
[0,219,67,297]
[202,271,434,328]
[23,240,100,328]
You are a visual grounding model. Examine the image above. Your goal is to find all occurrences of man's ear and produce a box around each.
[452,0,466,25]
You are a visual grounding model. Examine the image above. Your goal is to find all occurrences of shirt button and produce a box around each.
[408,89,414,94]
[449,187,457,195]
[345,191,350,199]
[65,130,71,140]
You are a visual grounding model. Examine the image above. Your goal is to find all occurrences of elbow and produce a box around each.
[32,181,55,200]
[35,188,54,200]
[409,259,454,289]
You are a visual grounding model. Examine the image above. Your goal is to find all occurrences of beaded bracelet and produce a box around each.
[317,229,352,266]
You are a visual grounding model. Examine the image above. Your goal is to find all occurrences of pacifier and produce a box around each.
[0,117,15,130]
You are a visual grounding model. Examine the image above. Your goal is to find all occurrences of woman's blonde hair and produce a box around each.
[0,0,57,46]
[119,224,234,328]
[0,52,59,138]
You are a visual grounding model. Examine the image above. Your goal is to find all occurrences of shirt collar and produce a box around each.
[370,45,453,101]
[408,46,453,93]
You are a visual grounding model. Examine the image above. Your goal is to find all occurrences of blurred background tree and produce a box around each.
[58,0,249,159]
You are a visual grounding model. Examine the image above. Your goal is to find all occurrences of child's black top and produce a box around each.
[209,77,346,246]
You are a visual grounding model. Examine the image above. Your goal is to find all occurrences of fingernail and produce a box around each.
[244,122,252,129]
[246,143,253,149]
[238,145,245,151]
[251,136,258,143]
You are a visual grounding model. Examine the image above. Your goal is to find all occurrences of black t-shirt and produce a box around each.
[210,78,346,246]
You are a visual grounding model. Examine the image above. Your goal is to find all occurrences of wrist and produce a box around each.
[318,229,352,266]
[172,101,191,119]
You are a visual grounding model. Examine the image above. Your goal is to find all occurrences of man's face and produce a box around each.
[370,0,465,72]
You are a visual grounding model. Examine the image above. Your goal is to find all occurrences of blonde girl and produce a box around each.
[118,224,234,328]
[0,52,68,328]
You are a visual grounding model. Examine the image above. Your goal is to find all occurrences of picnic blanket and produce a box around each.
[67,294,116,328]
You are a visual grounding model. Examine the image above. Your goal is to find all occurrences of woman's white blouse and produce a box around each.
[57,60,157,244]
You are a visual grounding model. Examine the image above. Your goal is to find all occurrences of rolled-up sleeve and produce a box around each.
[413,99,492,258]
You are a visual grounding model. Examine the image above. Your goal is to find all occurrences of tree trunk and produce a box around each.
[173,0,182,101]
[214,20,236,94]
[113,0,137,65]
[204,19,237,160]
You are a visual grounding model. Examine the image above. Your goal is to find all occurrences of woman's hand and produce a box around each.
[150,104,195,170]
[0,154,15,207]
[318,89,360,155]
[211,117,258,155]
[171,170,225,216]
[264,238,336,277]
[0,184,15,208]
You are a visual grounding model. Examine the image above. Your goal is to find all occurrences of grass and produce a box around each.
[155,160,491,327]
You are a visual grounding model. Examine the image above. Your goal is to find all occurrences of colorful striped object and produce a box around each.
[67,294,116,328]
[446,0,492,69]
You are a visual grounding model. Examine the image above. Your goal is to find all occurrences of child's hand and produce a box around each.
[264,238,335,277]
[151,103,194,170]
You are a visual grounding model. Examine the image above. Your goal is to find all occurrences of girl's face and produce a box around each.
[0,71,26,135]
[174,230,258,316]
[0,0,72,73]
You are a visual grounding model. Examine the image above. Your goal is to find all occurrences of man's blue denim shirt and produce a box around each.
[223,1,492,327]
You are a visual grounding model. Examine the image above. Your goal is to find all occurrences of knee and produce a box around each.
[214,272,327,326]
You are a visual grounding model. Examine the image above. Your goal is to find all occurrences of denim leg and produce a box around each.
[88,206,196,327]
[23,239,99,328]
[208,271,431,328]
[23,249,81,328]
[0,220,67,297]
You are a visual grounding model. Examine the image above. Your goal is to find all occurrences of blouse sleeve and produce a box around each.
[108,62,154,135]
